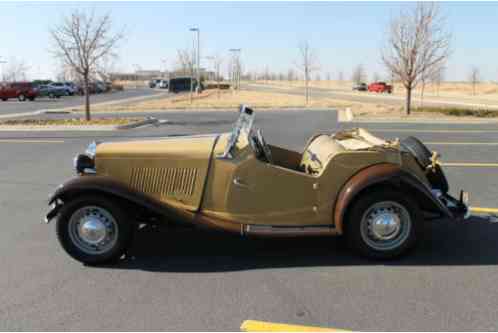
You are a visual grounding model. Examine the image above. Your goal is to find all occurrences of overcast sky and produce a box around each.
[1,1,497,81]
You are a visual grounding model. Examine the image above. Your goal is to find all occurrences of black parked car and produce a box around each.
[169,77,202,93]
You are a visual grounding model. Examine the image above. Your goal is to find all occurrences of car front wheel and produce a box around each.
[345,190,421,259]
[18,94,26,101]
[56,195,133,265]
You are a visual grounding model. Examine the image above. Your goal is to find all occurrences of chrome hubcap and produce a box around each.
[68,206,118,255]
[370,211,401,240]
[79,218,107,244]
[360,201,411,251]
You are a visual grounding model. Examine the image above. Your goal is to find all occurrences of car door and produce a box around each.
[224,156,325,226]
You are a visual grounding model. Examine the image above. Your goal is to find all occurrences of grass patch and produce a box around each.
[0,117,144,126]
[413,107,498,118]
[90,89,352,112]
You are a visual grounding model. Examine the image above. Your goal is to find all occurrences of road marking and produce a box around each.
[371,129,498,133]
[440,162,498,167]
[427,142,498,146]
[0,139,65,143]
[240,320,348,332]
[470,207,498,214]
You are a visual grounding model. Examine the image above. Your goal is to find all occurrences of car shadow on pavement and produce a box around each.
[100,216,498,272]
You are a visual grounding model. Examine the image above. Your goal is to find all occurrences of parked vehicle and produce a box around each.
[368,81,393,94]
[37,84,66,99]
[149,79,162,88]
[352,82,368,91]
[46,105,469,265]
[50,82,74,96]
[0,82,39,101]
[157,79,169,89]
[169,77,202,93]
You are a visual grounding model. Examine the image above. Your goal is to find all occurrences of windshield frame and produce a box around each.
[218,105,255,159]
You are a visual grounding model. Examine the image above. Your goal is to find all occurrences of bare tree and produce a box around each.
[287,68,296,82]
[296,41,319,105]
[50,10,124,121]
[211,54,223,98]
[469,66,480,96]
[3,58,29,82]
[381,2,451,115]
[351,64,366,84]
[337,71,344,82]
[176,49,195,76]
[431,65,445,96]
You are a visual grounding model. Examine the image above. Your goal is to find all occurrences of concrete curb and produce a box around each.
[0,125,117,131]
[116,117,159,130]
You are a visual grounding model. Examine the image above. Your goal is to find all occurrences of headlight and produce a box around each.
[85,141,99,158]
[74,154,95,174]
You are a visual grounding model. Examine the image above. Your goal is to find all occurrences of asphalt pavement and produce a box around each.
[0,88,164,116]
[1,109,498,330]
[246,83,498,110]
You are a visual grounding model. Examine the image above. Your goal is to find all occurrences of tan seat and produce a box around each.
[300,134,345,175]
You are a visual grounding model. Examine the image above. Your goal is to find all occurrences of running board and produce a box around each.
[244,224,338,237]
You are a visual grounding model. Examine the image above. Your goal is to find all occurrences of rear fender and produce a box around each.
[333,163,452,233]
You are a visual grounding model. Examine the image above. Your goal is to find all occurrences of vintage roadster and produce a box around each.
[46,105,469,264]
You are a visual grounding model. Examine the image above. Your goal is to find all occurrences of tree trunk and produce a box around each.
[405,86,412,115]
[420,81,425,108]
[84,75,90,121]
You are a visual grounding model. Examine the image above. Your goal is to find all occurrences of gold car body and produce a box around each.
[91,125,430,235]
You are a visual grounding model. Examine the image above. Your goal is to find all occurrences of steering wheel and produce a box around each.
[250,129,274,164]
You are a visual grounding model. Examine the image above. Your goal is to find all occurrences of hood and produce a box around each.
[94,134,220,211]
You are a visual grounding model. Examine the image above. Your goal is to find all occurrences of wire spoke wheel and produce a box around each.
[360,201,412,252]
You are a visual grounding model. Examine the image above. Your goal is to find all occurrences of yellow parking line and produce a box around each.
[0,139,65,143]
[427,142,498,145]
[240,320,348,332]
[440,162,498,167]
[470,207,498,214]
[372,129,498,133]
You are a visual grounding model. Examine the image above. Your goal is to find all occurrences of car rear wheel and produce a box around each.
[18,94,26,101]
[345,190,421,259]
[49,93,55,99]
[56,195,133,265]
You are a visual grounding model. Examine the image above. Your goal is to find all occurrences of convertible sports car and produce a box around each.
[45,105,469,264]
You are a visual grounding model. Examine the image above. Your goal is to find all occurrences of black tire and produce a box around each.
[1,98,7,101]
[18,94,26,102]
[345,190,421,259]
[56,195,133,265]
[28,97,35,101]
[49,93,55,99]
[401,136,432,168]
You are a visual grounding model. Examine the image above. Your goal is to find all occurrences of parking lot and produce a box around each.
[0,88,163,116]
[1,109,498,330]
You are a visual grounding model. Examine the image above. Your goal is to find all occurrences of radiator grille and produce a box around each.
[130,168,198,197]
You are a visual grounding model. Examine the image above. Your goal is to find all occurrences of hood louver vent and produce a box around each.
[130,168,198,197]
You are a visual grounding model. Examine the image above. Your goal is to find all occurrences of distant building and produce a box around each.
[109,68,217,82]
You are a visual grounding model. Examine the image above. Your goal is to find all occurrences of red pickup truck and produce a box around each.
[368,82,393,94]
[0,82,39,101]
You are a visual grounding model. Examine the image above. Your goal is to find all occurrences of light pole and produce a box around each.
[190,27,200,94]
[229,48,241,91]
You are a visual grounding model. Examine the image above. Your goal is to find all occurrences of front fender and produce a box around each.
[45,176,194,223]
[333,163,452,233]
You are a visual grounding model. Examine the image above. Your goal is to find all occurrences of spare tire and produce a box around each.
[401,136,432,168]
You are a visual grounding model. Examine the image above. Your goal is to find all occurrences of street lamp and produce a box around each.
[190,27,200,93]
[229,48,241,91]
